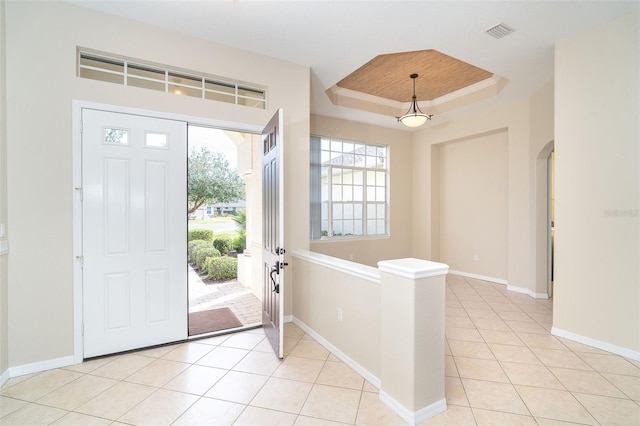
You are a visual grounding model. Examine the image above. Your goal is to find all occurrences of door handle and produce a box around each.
[270,262,280,293]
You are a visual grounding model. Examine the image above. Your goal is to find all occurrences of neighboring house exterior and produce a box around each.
[0,1,637,385]
[192,201,247,220]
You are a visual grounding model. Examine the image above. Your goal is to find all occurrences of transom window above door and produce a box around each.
[77,49,267,109]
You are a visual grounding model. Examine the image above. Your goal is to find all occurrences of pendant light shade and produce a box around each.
[397,73,432,127]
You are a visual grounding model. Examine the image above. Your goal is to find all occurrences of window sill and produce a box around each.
[310,235,390,244]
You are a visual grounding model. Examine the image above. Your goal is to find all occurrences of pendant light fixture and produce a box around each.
[396,73,432,128]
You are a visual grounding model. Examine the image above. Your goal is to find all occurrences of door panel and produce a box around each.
[262,109,285,358]
[105,272,130,330]
[104,158,129,255]
[145,269,170,323]
[146,161,169,252]
[82,109,187,358]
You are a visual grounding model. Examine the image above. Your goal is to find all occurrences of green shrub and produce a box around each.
[187,239,210,261]
[193,247,221,270]
[233,234,246,253]
[213,236,233,255]
[188,229,214,243]
[204,256,238,281]
[231,209,246,231]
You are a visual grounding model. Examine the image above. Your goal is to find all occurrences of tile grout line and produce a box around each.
[453,276,639,425]
[459,276,547,421]
[3,278,638,425]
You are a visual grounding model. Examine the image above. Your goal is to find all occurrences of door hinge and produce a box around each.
[81,322,84,336]
[75,187,83,201]
[75,255,84,267]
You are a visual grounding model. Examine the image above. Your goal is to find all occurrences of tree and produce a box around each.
[188,147,245,215]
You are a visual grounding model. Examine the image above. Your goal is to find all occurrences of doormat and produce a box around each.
[189,307,243,336]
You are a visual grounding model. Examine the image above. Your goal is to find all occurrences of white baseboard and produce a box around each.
[7,355,76,378]
[551,327,640,361]
[379,390,447,426]
[507,284,549,300]
[292,316,381,389]
[449,270,508,286]
[284,314,294,323]
[449,270,549,299]
[0,368,9,388]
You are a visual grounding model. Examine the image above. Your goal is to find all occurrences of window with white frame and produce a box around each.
[310,136,388,240]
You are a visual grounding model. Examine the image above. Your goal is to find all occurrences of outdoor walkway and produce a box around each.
[188,265,262,326]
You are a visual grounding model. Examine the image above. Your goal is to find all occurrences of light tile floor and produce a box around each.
[1,275,639,425]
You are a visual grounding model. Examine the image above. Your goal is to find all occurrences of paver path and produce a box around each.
[188,264,262,326]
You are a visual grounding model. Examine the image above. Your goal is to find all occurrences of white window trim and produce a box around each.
[310,136,389,240]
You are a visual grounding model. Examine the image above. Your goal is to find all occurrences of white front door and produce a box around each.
[82,109,187,358]
[262,109,285,358]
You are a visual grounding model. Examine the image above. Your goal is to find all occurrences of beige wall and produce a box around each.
[411,82,556,298]
[0,0,8,378]
[554,11,639,352]
[413,97,537,295]
[4,1,309,367]
[309,115,413,267]
[530,81,555,297]
[411,137,433,259]
[313,84,554,297]
[439,130,508,280]
[292,254,381,377]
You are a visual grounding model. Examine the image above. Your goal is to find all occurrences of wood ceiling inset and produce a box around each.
[336,49,493,102]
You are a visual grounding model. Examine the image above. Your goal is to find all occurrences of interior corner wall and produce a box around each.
[427,143,440,261]
[413,99,534,292]
[554,10,639,353]
[411,135,432,262]
[530,81,555,297]
[5,1,309,368]
[309,115,413,267]
[0,0,9,379]
[439,131,508,280]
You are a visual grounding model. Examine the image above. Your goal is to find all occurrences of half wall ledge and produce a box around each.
[378,258,449,425]
[291,251,449,425]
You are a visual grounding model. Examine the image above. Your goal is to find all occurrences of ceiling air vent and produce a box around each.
[485,23,516,39]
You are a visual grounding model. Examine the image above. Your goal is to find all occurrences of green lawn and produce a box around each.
[188,217,240,240]
[211,229,240,239]
[188,217,234,225]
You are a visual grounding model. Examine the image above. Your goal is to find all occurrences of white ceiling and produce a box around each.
[70,0,638,129]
